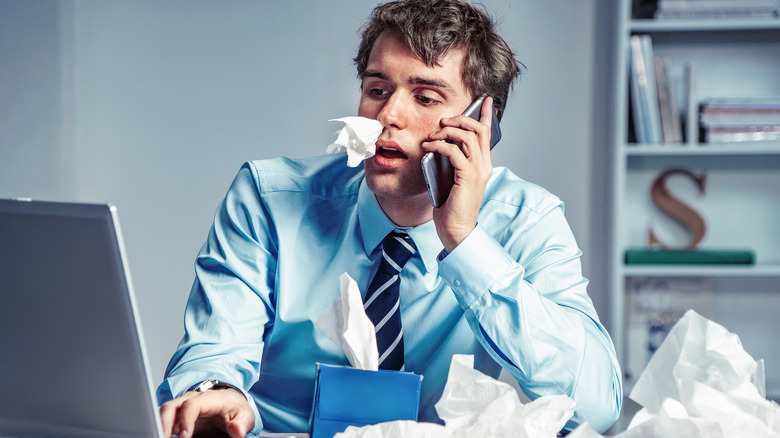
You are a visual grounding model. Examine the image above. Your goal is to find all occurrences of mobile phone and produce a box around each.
[421,96,502,208]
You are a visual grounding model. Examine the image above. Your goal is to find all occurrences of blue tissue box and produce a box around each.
[309,364,423,438]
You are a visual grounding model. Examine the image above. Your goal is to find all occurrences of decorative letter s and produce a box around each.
[647,168,707,249]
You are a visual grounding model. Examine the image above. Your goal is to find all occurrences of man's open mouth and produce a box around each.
[377,147,407,159]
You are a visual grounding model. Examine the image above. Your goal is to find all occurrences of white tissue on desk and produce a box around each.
[436,354,575,438]
[316,273,379,371]
[335,354,576,438]
[335,421,449,438]
[578,309,780,438]
[326,117,383,167]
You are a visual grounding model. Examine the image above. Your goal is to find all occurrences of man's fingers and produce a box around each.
[431,119,491,159]
[159,401,177,437]
[423,137,468,161]
[435,129,479,159]
[176,393,230,438]
[422,137,485,180]
[225,410,254,438]
[159,392,198,438]
[480,96,495,132]
[159,389,255,438]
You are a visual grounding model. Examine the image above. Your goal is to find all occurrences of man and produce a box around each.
[158,1,623,436]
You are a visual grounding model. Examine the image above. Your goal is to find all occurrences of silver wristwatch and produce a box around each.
[190,379,241,393]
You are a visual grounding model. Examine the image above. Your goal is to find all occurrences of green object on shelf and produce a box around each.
[625,249,755,265]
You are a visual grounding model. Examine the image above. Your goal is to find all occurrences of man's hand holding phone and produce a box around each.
[421,96,500,252]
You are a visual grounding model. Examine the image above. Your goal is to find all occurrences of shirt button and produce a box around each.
[453,280,461,287]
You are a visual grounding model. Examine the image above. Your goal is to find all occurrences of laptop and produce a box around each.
[0,199,164,437]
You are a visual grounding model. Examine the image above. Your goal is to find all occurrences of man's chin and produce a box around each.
[366,182,430,205]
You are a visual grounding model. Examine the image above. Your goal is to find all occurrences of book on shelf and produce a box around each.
[655,0,779,19]
[700,97,780,111]
[633,0,659,19]
[684,62,697,144]
[654,57,684,144]
[700,115,780,126]
[625,248,755,265]
[699,97,780,143]
[630,34,663,144]
[704,126,780,143]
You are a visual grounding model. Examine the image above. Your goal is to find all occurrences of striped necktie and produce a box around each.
[363,231,417,371]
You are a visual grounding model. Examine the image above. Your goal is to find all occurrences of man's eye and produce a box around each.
[370,88,389,97]
[417,95,439,105]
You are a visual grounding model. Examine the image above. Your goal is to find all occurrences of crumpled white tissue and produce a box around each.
[625,309,780,438]
[571,309,780,438]
[334,354,576,438]
[316,273,379,371]
[619,398,725,438]
[326,117,383,167]
[337,421,450,438]
[437,355,575,438]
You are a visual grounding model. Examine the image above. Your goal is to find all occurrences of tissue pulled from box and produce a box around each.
[572,309,780,438]
[316,273,379,371]
[334,354,576,438]
[326,117,383,167]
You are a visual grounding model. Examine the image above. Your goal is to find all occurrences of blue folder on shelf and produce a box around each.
[624,249,755,265]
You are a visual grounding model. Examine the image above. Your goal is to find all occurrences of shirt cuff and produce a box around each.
[437,224,517,308]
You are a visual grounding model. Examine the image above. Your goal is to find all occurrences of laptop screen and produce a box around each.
[0,199,163,437]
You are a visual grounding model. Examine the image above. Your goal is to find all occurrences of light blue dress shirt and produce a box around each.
[157,153,622,434]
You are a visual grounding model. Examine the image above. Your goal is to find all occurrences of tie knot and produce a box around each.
[380,231,417,273]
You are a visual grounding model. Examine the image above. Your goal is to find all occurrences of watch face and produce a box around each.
[191,379,240,394]
[195,379,217,392]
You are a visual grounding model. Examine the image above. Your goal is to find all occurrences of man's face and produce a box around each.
[358,31,473,209]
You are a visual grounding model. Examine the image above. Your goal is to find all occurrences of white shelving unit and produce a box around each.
[607,1,780,399]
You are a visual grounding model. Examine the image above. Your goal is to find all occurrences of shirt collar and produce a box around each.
[357,179,442,273]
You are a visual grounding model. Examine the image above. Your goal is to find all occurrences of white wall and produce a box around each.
[0,0,605,385]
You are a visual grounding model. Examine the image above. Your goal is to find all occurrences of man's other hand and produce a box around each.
[159,388,254,438]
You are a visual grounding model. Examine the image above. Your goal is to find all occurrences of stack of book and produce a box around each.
[629,34,687,144]
[655,0,779,19]
[699,98,780,143]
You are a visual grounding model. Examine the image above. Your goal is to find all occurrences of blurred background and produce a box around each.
[0,0,613,386]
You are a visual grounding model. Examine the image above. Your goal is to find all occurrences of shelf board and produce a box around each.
[622,263,780,277]
[631,18,780,32]
[621,142,780,157]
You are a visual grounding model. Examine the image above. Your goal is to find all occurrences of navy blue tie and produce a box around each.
[363,231,417,371]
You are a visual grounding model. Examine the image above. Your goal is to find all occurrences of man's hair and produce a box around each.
[354,0,523,120]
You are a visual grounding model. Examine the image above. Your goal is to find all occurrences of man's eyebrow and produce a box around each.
[408,76,450,89]
[361,70,387,81]
[361,70,451,90]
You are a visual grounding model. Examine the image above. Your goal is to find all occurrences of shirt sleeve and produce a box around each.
[157,162,274,435]
[436,204,622,432]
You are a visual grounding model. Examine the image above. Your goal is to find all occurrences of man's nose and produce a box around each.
[377,93,406,130]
